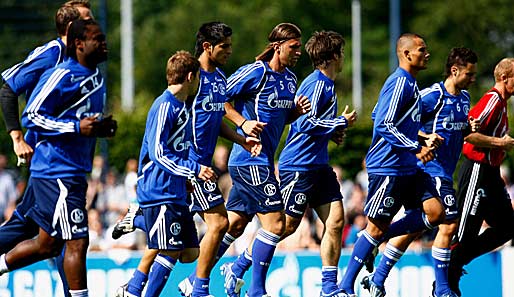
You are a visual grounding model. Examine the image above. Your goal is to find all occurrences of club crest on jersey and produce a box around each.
[203,180,216,192]
[295,193,307,204]
[170,222,181,235]
[288,82,296,94]
[218,83,226,95]
[444,195,455,206]
[70,209,85,223]
[264,184,277,196]
[383,197,395,208]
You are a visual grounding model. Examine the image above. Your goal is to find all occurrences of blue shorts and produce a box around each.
[280,167,343,218]
[189,178,224,213]
[26,177,88,240]
[365,170,438,220]
[226,165,283,216]
[142,204,199,251]
[423,177,458,221]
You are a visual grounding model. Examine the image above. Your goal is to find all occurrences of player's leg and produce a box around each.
[117,248,158,297]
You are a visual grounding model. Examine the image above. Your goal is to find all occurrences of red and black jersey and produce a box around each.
[463,88,508,166]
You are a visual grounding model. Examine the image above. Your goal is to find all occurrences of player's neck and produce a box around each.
[167,85,188,102]
[319,65,337,81]
[268,56,286,73]
[60,35,67,45]
[493,83,512,101]
[198,54,216,73]
[444,79,461,96]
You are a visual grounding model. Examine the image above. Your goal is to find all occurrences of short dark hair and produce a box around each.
[256,23,302,61]
[194,22,232,58]
[166,51,200,85]
[55,5,81,36]
[66,18,99,60]
[444,47,478,77]
[305,31,345,69]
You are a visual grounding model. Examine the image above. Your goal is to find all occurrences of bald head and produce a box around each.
[494,58,514,82]
[396,33,423,57]
[395,33,429,76]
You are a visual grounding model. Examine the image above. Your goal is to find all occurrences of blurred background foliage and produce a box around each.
[0,0,513,179]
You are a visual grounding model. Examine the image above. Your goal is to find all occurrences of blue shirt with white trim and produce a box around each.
[226,60,297,167]
[418,82,470,181]
[137,89,200,207]
[21,58,105,178]
[279,70,347,170]
[189,68,228,166]
[365,67,422,176]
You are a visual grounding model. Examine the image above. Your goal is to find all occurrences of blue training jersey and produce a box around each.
[137,90,200,208]
[279,70,348,170]
[227,60,297,167]
[365,67,423,176]
[21,58,105,178]
[189,68,228,166]
[418,82,470,180]
[2,38,66,98]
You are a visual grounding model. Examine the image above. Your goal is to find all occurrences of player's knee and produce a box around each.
[439,222,458,237]
[325,216,344,236]
[268,220,285,236]
[209,216,229,235]
[227,219,247,238]
[179,248,199,263]
[425,201,446,226]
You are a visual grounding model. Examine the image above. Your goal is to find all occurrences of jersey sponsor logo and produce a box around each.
[267,87,293,109]
[70,74,85,83]
[383,196,395,208]
[170,222,182,235]
[294,193,307,205]
[264,184,277,196]
[169,237,183,246]
[442,110,468,131]
[70,209,85,223]
[71,225,88,234]
[444,195,455,206]
[265,198,281,206]
[471,188,485,215]
[288,205,303,215]
[288,82,296,94]
[203,180,216,192]
[76,99,92,119]
[201,91,225,112]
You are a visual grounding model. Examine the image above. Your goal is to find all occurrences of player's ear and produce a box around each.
[202,41,212,53]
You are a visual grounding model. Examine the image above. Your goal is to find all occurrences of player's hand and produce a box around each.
[198,165,217,182]
[10,130,33,166]
[422,133,444,149]
[469,116,480,133]
[241,120,267,137]
[341,105,357,127]
[241,136,262,157]
[416,146,436,164]
[501,134,514,151]
[295,95,311,115]
[79,115,100,136]
[331,128,346,145]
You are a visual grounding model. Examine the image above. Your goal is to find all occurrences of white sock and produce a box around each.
[69,289,88,297]
[0,254,9,274]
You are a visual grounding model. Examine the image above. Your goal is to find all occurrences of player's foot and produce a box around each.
[220,262,245,297]
[178,276,194,297]
[115,284,138,297]
[320,288,354,297]
[361,274,386,297]
[432,280,460,297]
[112,205,140,239]
[244,294,270,297]
[365,245,378,273]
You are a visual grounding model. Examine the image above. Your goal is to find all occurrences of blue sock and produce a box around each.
[216,233,236,261]
[372,243,404,287]
[145,254,177,297]
[55,247,70,296]
[134,214,146,232]
[248,229,280,296]
[69,289,88,297]
[126,269,148,296]
[321,266,339,294]
[384,209,434,240]
[339,230,379,294]
[192,277,210,297]
[231,249,253,278]
[432,247,451,296]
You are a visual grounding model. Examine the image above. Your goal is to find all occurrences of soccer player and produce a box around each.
[219,22,310,297]
[0,3,92,295]
[449,57,514,296]
[278,30,356,297]
[338,33,444,297]
[361,47,478,297]
[0,19,109,297]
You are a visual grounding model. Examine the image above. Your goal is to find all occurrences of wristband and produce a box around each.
[239,119,247,128]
